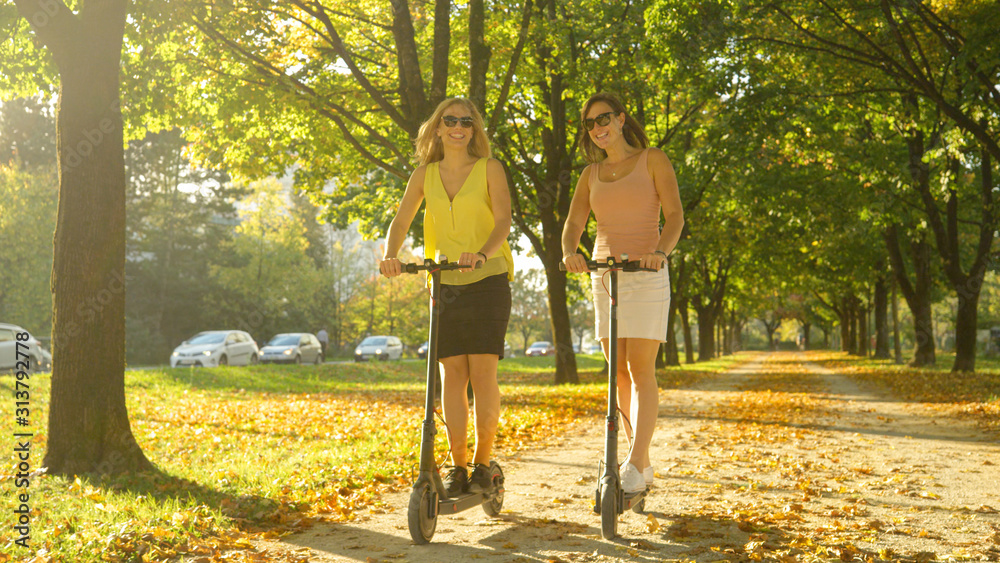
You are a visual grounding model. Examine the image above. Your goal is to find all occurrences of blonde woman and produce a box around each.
[561,93,684,494]
[380,98,514,496]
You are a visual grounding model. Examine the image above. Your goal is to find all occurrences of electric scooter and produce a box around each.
[396,257,505,544]
[562,254,655,540]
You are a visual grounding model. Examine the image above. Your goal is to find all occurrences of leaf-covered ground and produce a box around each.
[0,355,725,562]
[3,352,998,562]
[255,352,1000,563]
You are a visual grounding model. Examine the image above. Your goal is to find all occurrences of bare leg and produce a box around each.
[623,338,660,471]
[467,353,501,465]
[439,355,471,467]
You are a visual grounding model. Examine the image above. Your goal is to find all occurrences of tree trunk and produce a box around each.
[905,100,997,372]
[679,298,694,363]
[467,0,489,114]
[892,278,902,364]
[660,255,684,367]
[801,322,811,350]
[874,268,891,359]
[695,304,716,361]
[838,296,852,354]
[542,258,578,384]
[847,297,859,355]
[15,0,153,476]
[885,226,936,366]
[857,298,869,358]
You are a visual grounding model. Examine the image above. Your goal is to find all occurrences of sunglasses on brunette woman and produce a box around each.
[582,111,615,131]
[442,115,475,128]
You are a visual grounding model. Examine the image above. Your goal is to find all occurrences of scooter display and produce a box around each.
[396,257,505,544]
[562,254,655,539]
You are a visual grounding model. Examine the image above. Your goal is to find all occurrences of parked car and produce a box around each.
[504,341,513,358]
[417,340,429,360]
[260,333,323,365]
[170,330,259,367]
[0,323,52,373]
[525,341,555,357]
[582,341,603,355]
[354,335,404,361]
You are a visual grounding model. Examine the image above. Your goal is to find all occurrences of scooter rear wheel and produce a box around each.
[407,482,437,544]
[600,482,618,540]
[481,461,505,517]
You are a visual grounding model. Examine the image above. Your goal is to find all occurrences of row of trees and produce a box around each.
[2,0,998,476]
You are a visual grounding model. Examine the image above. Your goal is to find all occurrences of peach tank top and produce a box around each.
[589,148,660,260]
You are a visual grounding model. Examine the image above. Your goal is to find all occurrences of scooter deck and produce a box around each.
[438,486,505,515]
[622,488,647,513]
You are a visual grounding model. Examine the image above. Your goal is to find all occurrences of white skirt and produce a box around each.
[591,267,670,342]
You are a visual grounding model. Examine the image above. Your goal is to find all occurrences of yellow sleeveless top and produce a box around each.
[423,158,514,285]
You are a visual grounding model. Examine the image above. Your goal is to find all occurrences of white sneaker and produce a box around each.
[621,463,646,493]
[643,466,654,486]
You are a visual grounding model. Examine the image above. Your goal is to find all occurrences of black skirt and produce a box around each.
[437,273,511,359]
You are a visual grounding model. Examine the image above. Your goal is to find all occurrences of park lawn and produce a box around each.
[808,350,1000,435]
[0,355,738,562]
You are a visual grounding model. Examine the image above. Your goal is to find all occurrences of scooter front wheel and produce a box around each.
[407,481,437,544]
[481,462,505,516]
[600,482,618,540]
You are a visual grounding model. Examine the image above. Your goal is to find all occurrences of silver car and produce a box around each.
[354,335,404,361]
[0,323,52,373]
[260,333,323,365]
[170,330,259,367]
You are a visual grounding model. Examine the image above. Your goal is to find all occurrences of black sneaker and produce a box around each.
[442,465,468,497]
[466,463,492,494]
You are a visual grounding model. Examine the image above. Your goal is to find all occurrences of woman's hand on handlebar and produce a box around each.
[458,251,485,272]
[639,252,666,271]
[379,257,402,278]
[563,253,589,273]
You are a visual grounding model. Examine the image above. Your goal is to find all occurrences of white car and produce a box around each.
[260,333,323,365]
[0,323,52,373]
[170,330,259,367]
[354,335,404,361]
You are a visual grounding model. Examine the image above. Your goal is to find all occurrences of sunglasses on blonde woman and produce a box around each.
[582,111,615,131]
[442,115,475,128]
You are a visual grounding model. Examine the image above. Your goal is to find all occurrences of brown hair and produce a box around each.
[414,97,491,166]
[578,93,649,163]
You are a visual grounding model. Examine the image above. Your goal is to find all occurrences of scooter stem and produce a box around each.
[604,258,619,476]
[418,262,442,473]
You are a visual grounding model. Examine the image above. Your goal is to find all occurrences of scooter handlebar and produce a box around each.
[394,257,484,273]
[559,254,658,273]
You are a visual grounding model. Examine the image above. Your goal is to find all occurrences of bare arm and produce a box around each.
[478,158,513,259]
[379,166,426,277]
[646,148,684,268]
[560,165,594,273]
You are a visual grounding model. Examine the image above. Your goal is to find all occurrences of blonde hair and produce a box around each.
[414,97,491,166]
[578,92,649,164]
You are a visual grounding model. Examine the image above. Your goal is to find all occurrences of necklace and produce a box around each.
[606,151,637,178]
